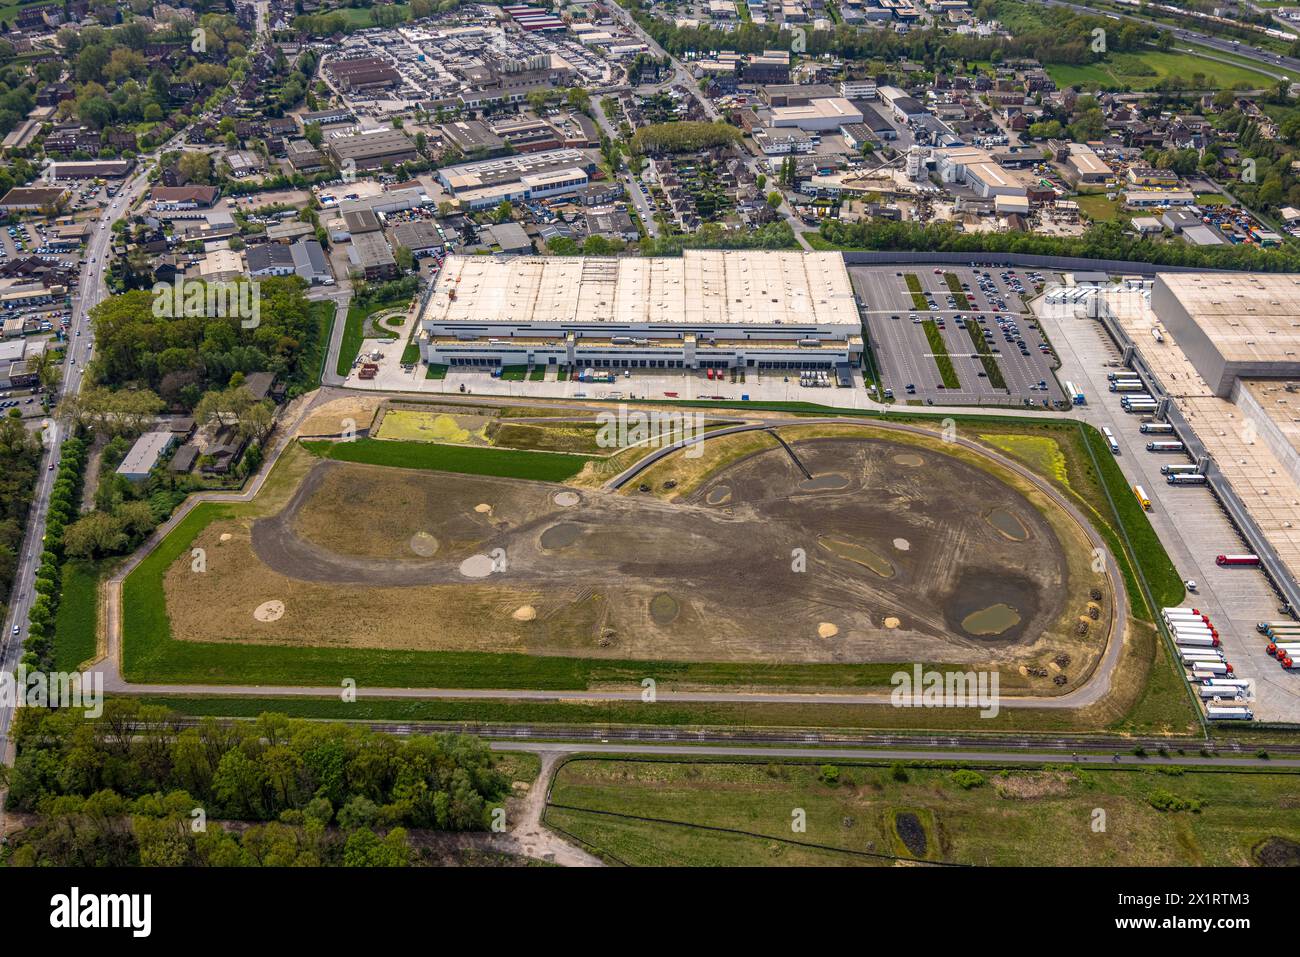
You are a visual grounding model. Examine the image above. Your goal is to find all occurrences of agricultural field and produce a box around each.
[546,758,1300,867]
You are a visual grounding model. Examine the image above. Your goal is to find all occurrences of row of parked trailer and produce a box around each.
[1163,607,1253,720]
[1256,620,1300,671]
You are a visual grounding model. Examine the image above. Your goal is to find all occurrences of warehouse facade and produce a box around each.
[1153,272,1300,396]
[418,251,864,372]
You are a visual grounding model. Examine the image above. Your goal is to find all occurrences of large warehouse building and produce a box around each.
[418,251,864,372]
[1153,272,1300,396]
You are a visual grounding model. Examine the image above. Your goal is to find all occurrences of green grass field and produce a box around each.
[301,437,595,482]
[297,300,337,389]
[1076,193,1124,224]
[336,298,410,377]
[1047,48,1274,91]
[546,757,1300,866]
[921,320,961,390]
[904,273,928,310]
[114,409,1195,733]
[53,561,102,672]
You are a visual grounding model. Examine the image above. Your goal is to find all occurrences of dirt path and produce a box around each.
[496,752,603,867]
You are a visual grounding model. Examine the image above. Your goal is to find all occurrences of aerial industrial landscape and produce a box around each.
[0,0,1299,910]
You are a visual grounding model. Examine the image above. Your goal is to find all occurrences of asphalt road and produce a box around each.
[492,740,1300,769]
[604,0,814,248]
[0,152,161,755]
[0,11,276,757]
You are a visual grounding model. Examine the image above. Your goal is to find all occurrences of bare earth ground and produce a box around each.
[297,395,383,439]
[160,432,1110,684]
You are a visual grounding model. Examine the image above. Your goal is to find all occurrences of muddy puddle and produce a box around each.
[892,453,924,467]
[649,593,680,626]
[705,485,732,506]
[800,473,850,491]
[986,507,1029,542]
[821,538,895,578]
[944,568,1040,641]
[1253,837,1300,867]
[961,603,1022,636]
[539,523,583,550]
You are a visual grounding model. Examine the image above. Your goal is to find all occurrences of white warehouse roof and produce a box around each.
[423,251,860,328]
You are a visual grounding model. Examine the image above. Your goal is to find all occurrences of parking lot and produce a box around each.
[851,264,1065,408]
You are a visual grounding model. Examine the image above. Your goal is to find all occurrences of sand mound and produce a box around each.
[474,503,493,514]
[219,533,233,543]
[883,616,900,629]
[818,622,839,639]
[459,555,495,578]
[254,600,285,622]
[512,605,537,621]
[893,538,910,551]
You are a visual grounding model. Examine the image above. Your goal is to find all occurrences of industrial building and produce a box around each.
[418,251,864,372]
[769,97,864,132]
[1153,272,1300,396]
[116,432,177,482]
[327,129,420,172]
[436,149,594,210]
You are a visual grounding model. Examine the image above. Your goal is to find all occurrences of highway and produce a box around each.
[492,740,1300,769]
[1042,0,1300,78]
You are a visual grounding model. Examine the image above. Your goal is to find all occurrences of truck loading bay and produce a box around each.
[1033,298,1300,725]
[852,264,1065,408]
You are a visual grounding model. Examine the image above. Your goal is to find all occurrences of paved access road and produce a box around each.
[0,8,276,757]
[493,740,1300,769]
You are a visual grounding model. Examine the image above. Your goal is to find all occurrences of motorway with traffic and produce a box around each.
[1043,0,1300,79]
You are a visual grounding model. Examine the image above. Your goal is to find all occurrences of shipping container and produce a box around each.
[1206,706,1253,720]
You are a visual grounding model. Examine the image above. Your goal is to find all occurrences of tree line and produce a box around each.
[4,701,512,867]
[818,219,1300,272]
[0,413,43,636]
